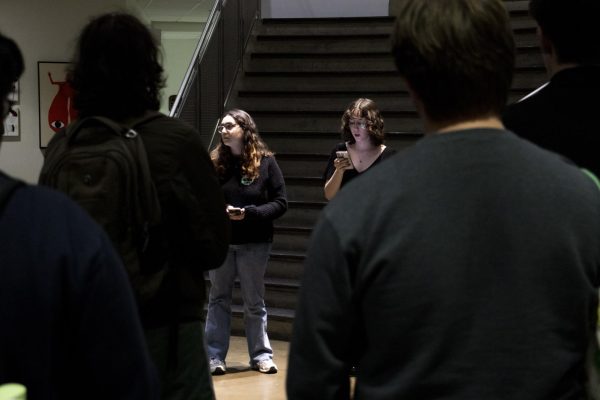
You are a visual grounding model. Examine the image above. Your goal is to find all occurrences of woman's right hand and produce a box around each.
[334,156,353,171]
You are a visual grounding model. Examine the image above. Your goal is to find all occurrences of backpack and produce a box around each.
[39,113,167,304]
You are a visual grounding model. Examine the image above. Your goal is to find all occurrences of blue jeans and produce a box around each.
[205,243,273,364]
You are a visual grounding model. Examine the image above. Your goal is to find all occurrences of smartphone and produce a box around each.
[228,207,243,216]
[336,150,349,159]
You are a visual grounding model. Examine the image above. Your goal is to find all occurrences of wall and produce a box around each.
[261,0,389,18]
[159,30,204,115]
[0,0,128,183]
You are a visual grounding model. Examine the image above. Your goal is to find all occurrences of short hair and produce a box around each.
[341,98,385,146]
[392,0,515,124]
[211,109,273,181]
[69,12,165,120]
[529,0,600,64]
[0,33,24,104]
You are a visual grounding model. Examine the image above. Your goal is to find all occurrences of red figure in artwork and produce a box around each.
[47,72,78,132]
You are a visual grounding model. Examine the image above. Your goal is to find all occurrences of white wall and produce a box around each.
[160,34,203,115]
[261,0,389,18]
[0,0,128,183]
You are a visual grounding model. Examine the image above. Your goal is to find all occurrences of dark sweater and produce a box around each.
[503,66,600,177]
[288,129,600,400]
[0,177,158,400]
[220,155,287,244]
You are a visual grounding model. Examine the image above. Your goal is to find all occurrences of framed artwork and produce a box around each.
[38,62,78,148]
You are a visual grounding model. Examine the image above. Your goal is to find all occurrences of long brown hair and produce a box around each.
[210,109,273,180]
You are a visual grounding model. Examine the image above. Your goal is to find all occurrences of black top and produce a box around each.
[323,142,397,187]
[288,129,600,400]
[503,65,600,176]
[0,177,158,399]
[220,155,287,244]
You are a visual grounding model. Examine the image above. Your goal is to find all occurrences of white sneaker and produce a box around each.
[209,358,226,375]
[253,359,278,374]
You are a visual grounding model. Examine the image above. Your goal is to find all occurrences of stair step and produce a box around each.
[285,177,325,203]
[239,72,406,92]
[510,18,537,31]
[263,131,422,154]
[278,201,326,227]
[245,50,540,74]
[505,0,530,14]
[277,153,330,178]
[235,92,414,113]
[253,112,421,133]
[259,17,395,36]
[250,51,392,59]
[515,49,544,68]
[512,70,548,90]
[245,56,397,73]
[272,225,313,253]
[268,252,305,281]
[254,37,538,53]
[253,36,392,53]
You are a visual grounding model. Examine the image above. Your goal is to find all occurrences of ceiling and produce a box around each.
[134,0,214,23]
[134,0,214,38]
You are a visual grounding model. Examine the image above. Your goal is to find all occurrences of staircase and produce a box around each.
[217,0,546,341]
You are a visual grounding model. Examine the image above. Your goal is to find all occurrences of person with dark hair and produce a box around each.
[205,109,287,375]
[41,12,230,400]
[287,0,600,399]
[0,32,159,399]
[503,0,600,176]
[323,98,395,200]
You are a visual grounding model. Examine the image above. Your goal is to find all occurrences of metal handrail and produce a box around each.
[169,0,222,119]
[517,81,549,102]
[169,0,260,150]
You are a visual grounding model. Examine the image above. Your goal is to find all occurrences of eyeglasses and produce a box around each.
[348,119,368,129]
[217,123,239,133]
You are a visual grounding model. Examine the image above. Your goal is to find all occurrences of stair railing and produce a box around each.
[169,0,260,149]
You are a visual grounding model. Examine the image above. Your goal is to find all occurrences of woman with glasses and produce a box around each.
[205,109,287,376]
[323,98,395,200]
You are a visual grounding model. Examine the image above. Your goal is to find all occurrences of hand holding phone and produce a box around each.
[335,150,353,170]
[228,208,242,216]
[226,206,245,219]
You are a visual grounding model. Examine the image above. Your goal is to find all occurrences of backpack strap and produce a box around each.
[65,116,129,143]
[0,172,24,212]
[65,112,163,143]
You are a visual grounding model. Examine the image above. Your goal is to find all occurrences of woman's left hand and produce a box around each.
[227,206,246,220]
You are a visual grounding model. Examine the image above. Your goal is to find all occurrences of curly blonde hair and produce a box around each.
[210,109,273,181]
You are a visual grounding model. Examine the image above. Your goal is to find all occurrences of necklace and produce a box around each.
[356,147,379,163]
[241,176,254,185]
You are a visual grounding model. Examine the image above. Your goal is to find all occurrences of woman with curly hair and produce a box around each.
[323,98,396,200]
[206,109,287,376]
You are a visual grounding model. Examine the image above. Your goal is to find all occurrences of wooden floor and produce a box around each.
[212,336,289,400]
